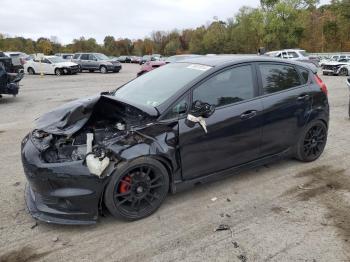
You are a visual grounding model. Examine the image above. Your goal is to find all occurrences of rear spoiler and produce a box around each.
[292,60,318,74]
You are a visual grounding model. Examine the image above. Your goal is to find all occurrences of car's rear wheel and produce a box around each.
[104,157,169,221]
[295,120,328,162]
[27,67,35,75]
[55,68,62,76]
[100,66,107,74]
[89,69,94,73]
[339,68,348,76]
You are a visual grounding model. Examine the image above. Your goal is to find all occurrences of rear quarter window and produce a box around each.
[259,64,302,94]
[299,67,310,84]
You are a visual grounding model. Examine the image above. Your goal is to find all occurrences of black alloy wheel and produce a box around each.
[104,158,169,220]
[295,121,327,162]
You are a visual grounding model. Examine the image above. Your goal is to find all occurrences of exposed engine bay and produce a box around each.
[31,95,155,175]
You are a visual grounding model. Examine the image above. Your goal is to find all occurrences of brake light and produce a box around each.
[314,74,328,95]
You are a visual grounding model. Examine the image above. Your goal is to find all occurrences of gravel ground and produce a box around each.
[0,64,350,262]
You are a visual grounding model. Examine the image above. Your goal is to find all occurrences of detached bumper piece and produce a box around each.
[25,184,96,225]
[0,83,19,95]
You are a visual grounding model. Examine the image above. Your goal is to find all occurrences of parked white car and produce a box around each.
[24,56,79,76]
[322,58,350,76]
[265,49,319,66]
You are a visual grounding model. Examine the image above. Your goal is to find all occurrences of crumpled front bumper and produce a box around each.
[21,134,109,225]
[0,83,19,95]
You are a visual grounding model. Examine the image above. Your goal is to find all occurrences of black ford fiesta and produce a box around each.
[21,56,329,225]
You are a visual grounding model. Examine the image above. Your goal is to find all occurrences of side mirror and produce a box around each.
[191,100,215,118]
[185,101,215,133]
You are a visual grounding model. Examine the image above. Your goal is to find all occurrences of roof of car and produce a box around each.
[178,55,295,66]
[177,55,318,74]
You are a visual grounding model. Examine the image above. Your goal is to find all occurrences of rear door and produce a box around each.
[80,54,90,69]
[257,63,312,156]
[178,64,264,180]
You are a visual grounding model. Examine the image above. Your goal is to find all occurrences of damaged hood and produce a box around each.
[35,94,158,136]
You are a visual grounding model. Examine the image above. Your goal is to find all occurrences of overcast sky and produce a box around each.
[0,0,330,44]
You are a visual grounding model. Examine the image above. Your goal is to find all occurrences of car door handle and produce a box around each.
[240,110,257,120]
[297,94,310,100]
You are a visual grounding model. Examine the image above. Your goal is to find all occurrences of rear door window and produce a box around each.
[298,67,310,84]
[80,54,89,60]
[73,54,80,59]
[258,64,302,94]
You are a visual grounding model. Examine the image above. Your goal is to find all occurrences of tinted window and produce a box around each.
[88,54,96,60]
[299,67,309,84]
[259,64,302,94]
[73,54,80,59]
[288,52,299,58]
[193,65,255,107]
[80,54,89,60]
[42,58,51,64]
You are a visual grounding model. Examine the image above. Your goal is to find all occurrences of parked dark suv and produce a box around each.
[21,56,329,225]
[72,53,122,73]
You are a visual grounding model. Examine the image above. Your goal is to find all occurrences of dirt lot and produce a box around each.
[1,64,350,262]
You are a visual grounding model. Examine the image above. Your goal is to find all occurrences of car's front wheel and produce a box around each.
[104,157,169,221]
[295,120,328,162]
[100,66,107,74]
[55,68,62,76]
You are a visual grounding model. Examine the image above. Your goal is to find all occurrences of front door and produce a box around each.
[179,64,263,180]
[80,54,90,69]
[88,54,98,69]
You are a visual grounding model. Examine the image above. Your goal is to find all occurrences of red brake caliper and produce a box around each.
[119,176,131,193]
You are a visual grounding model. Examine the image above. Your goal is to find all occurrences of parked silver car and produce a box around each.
[72,53,122,73]
[265,49,319,67]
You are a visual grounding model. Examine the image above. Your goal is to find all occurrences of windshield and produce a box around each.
[48,57,66,63]
[114,63,212,107]
[95,53,109,60]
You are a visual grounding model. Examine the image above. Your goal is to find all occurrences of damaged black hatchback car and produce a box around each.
[21,56,329,224]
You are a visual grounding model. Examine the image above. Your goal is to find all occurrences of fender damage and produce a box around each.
[21,94,180,224]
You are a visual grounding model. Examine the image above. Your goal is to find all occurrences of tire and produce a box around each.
[104,157,169,221]
[78,65,82,73]
[100,66,107,74]
[295,120,328,162]
[27,67,35,75]
[55,68,62,76]
[113,69,120,73]
[89,69,94,73]
[339,68,348,76]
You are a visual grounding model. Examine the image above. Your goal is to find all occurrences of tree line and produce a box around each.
[1,0,349,56]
